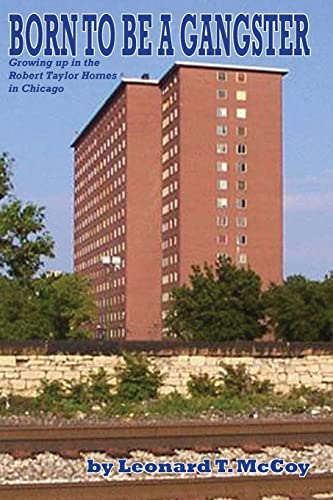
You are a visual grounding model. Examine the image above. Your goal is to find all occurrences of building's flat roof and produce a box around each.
[122,77,159,84]
[71,61,288,147]
[175,60,288,75]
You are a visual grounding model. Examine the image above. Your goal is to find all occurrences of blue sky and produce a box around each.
[0,0,332,279]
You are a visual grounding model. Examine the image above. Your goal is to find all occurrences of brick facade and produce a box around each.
[72,62,287,340]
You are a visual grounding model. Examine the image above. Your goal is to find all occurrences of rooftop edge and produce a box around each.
[71,61,288,148]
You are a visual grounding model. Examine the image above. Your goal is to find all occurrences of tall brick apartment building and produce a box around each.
[72,62,287,340]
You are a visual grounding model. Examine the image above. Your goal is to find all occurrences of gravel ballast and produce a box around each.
[0,444,333,484]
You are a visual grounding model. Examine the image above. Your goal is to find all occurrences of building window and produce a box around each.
[217,197,228,208]
[237,180,247,191]
[236,198,247,209]
[237,126,247,137]
[217,179,228,190]
[162,168,170,180]
[236,234,247,245]
[217,125,228,136]
[217,234,228,245]
[217,89,228,99]
[237,144,247,155]
[217,161,228,172]
[162,186,169,198]
[217,143,228,154]
[162,151,170,164]
[237,253,247,264]
[162,275,169,285]
[217,71,227,81]
[162,133,170,146]
[236,216,247,227]
[237,161,247,173]
[236,72,247,83]
[217,251,229,259]
[236,108,247,119]
[217,107,228,118]
[162,204,169,215]
[236,90,247,101]
[162,117,170,129]
[217,215,228,227]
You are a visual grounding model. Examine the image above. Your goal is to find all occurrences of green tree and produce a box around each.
[0,276,53,340]
[264,275,333,341]
[0,154,54,281]
[165,256,265,341]
[0,152,13,199]
[0,153,96,340]
[35,273,97,339]
[0,273,96,340]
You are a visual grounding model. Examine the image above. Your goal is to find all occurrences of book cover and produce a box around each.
[0,0,332,497]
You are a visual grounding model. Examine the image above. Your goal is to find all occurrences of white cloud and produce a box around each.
[285,191,333,211]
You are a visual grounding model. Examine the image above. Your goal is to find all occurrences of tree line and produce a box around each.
[1,153,332,342]
[165,256,333,342]
[0,153,96,340]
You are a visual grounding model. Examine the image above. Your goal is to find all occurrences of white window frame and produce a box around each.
[236,198,247,209]
[217,71,227,81]
[236,216,247,228]
[238,253,247,264]
[236,144,247,155]
[217,107,228,118]
[237,161,247,173]
[217,125,228,136]
[236,90,247,101]
[217,89,228,99]
[236,108,247,119]
[236,234,247,245]
[217,161,228,172]
[217,179,228,190]
[217,198,228,208]
[237,180,247,191]
[217,215,228,227]
[237,126,247,137]
[217,143,228,154]
[236,72,247,83]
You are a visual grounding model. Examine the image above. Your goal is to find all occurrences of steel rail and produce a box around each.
[0,474,333,500]
[0,419,332,455]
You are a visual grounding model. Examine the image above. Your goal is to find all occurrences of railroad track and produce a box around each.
[0,474,333,499]
[1,419,333,499]
[0,419,332,456]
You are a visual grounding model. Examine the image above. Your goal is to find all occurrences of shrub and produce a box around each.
[65,380,89,405]
[0,394,31,415]
[34,380,67,412]
[88,368,113,403]
[219,363,273,397]
[34,369,113,416]
[187,373,219,398]
[288,385,332,408]
[115,353,163,402]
